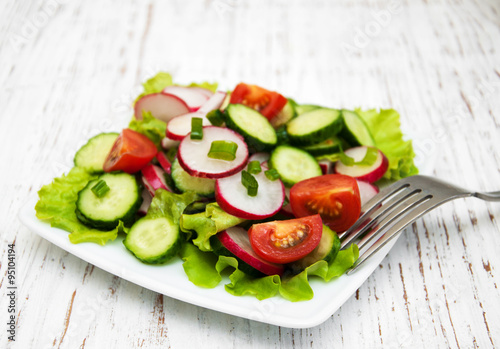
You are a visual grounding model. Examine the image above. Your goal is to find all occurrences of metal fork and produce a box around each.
[340,175,500,274]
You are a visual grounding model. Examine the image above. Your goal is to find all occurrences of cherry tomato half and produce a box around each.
[103,129,157,174]
[290,174,361,232]
[230,83,288,120]
[248,215,323,264]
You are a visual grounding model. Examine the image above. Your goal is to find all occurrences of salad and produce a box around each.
[35,73,417,302]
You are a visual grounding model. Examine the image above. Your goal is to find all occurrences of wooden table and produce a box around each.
[2,0,500,347]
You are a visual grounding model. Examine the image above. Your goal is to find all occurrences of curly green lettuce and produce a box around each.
[178,240,359,302]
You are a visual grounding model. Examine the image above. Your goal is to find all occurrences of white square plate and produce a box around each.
[19,194,399,328]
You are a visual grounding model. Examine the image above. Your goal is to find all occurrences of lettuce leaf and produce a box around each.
[179,203,245,251]
[177,240,358,302]
[355,109,418,180]
[35,167,121,245]
[141,72,174,95]
[146,189,199,223]
[128,111,167,149]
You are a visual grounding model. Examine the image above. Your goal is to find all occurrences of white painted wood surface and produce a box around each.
[1,0,500,348]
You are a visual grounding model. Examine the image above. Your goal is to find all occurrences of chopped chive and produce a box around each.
[207,140,238,161]
[190,117,204,140]
[247,160,262,174]
[264,168,280,181]
[206,109,225,126]
[241,170,258,196]
[91,180,110,198]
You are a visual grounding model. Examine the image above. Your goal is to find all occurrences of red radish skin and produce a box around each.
[177,126,249,179]
[318,159,333,175]
[356,180,379,207]
[215,168,285,220]
[163,86,209,112]
[166,112,212,141]
[335,146,389,183]
[141,164,173,196]
[156,151,172,174]
[134,93,190,122]
[218,227,285,276]
[138,189,152,216]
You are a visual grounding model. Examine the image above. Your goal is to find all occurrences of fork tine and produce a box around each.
[340,186,422,248]
[356,192,432,250]
[346,195,439,274]
[338,180,411,241]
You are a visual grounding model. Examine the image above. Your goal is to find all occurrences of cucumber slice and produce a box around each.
[286,108,343,146]
[288,225,340,273]
[74,133,119,173]
[225,104,277,151]
[171,158,215,197]
[294,104,321,115]
[123,216,181,264]
[301,136,343,157]
[269,145,322,187]
[270,99,296,128]
[340,110,376,146]
[76,172,142,230]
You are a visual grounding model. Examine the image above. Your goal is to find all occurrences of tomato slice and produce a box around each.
[289,174,361,232]
[103,129,157,174]
[229,83,287,120]
[248,215,323,264]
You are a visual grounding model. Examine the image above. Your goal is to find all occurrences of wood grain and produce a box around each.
[1,0,499,348]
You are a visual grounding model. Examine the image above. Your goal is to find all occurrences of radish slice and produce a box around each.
[357,180,379,207]
[217,227,285,276]
[177,126,249,179]
[215,168,285,220]
[156,151,172,174]
[161,136,180,150]
[318,159,333,175]
[134,93,190,122]
[189,86,214,99]
[138,189,152,216]
[141,164,174,196]
[335,146,389,183]
[248,152,270,164]
[163,86,209,112]
[197,91,227,114]
[166,112,212,141]
[167,92,228,140]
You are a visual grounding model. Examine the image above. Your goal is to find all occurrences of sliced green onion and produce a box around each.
[241,170,258,197]
[264,168,280,181]
[207,140,238,161]
[206,109,225,126]
[247,160,262,174]
[190,117,204,140]
[339,147,379,166]
[91,180,110,198]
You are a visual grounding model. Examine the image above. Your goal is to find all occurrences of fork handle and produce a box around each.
[473,191,500,202]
